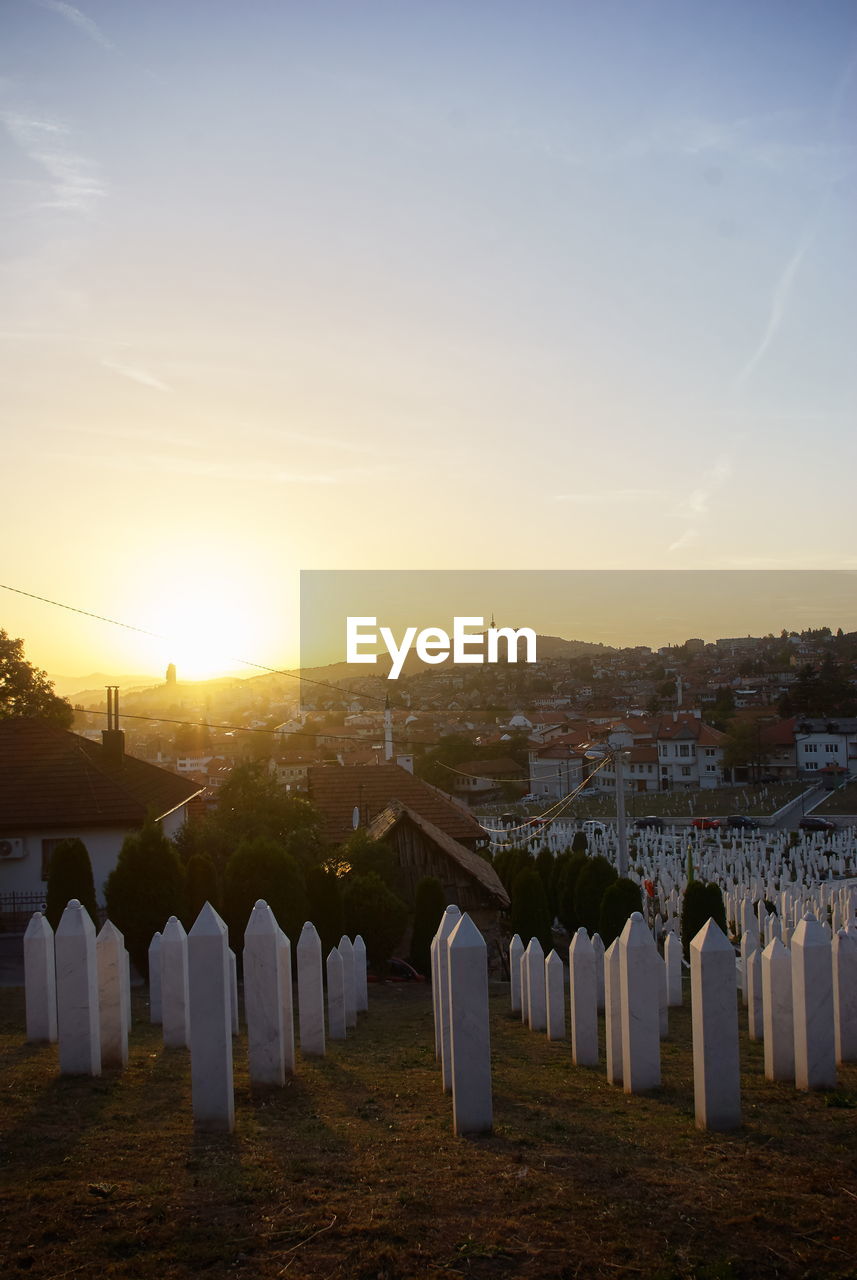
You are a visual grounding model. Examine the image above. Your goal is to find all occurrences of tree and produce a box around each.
[510,867,552,954]
[680,880,727,960]
[597,877,642,947]
[571,831,588,855]
[0,630,74,728]
[335,829,398,888]
[177,761,324,874]
[343,872,409,970]
[105,818,186,978]
[305,865,345,956]
[555,852,590,934]
[222,836,307,947]
[573,854,618,935]
[409,877,447,980]
[184,853,220,926]
[45,838,98,931]
[493,846,533,896]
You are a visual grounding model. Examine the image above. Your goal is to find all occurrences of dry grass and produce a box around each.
[1,981,856,1280]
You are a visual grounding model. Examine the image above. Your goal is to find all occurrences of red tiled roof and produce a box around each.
[0,719,204,833]
[456,757,521,778]
[308,764,487,847]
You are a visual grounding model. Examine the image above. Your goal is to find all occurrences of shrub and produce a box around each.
[494,846,533,896]
[343,872,409,970]
[598,877,642,947]
[184,853,220,927]
[45,838,98,931]
[680,880,728,960]
[305,865,345,955]
[510,866,552,954]
[105,818,186,977]
[571,831,588,855]
[535,847,555,913]
[222,836,307,947]
[574,854,618,935]
[409,877,447,981]
[336,829,399,888]
[555,852,590,934]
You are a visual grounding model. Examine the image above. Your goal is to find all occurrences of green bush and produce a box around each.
[574,854,618,935]
[597,877,642,947]
[222,835,307,948]
[105,818,186,977]
[343,872,409,970]
[535,847,555,913]
[494,846,534,896]
[680,880,728,960]
[305,865,345,956]
[45,838,98,932]
[184,853,220,927]
[571,831,588,855]
[555,852,590,934]
[336,829,399,888]
[409,877,447,981]
[510,866,552,954]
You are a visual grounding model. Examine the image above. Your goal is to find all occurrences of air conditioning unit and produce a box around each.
[0,837,25,860]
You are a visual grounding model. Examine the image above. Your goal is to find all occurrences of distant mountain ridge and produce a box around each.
[49,672,162,698]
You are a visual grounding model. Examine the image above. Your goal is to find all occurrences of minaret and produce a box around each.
[384,693,393,762]
[676,674,683,708]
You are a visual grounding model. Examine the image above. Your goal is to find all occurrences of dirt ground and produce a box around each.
[1,980,856,1280]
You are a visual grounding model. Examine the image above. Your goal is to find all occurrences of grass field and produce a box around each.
[1,982,856,1280]
[815,781,857,816]
[491,782,813,823]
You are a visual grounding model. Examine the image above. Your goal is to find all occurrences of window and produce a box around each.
[805,761,818,770]
[681,766,692,776]
[825,743,838,753]
[706,764,717,773]
[679,744,690,757]
[705,747,716,757]
[805,743,817,753]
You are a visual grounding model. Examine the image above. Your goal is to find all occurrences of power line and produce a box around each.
[0,582,387,704]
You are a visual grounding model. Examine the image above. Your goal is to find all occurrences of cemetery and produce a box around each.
[2,828,857,1279]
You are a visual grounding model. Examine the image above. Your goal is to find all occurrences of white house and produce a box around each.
[0,718,204,909]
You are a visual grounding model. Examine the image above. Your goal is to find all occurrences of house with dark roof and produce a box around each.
[307,763,488,849]
[0,719,203,905]
[367,800,509,968]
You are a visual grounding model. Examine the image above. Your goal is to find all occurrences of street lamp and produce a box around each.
[585,744,631,878]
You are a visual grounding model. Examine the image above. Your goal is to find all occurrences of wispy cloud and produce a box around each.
[1,111,106,211]
[101,359,171,392]
[552,488,660,504]
[737,228,815,386]
[35,1,114,51]
[668,458,731,552]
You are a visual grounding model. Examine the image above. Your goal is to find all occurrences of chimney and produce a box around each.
[102,685,125,767]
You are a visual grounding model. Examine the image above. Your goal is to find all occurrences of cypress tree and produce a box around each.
[598,877,642,947]
[409,877,447,980]
[305,865,345,956]
[105,818,186,977]
[222,835,307,947]
[45,838,98,931]
[573,854,618,935]
[184,853,220,927]
[510,866,552,954]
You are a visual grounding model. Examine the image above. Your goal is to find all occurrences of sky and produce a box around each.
[1,1,856,679]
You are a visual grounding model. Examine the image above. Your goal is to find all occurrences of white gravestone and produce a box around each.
[520,947,530,1024]
[229,948,239,1035]
[148,931,163,1025]
[509,933,524,1015]
[338,935,357,1029]
[791,914,836,1091]
[526,938,547,1033]
[297,921,325,1056]
[545,949,566,1041]
[161,915,190,1049]
[592,933,606,1012]
[326,947,346,1041]
[188,903,234,1132]
[24,912,57,1043]
[568,929,598,1067]
[353,934,369,1013]
[665,931,683,1007]
[243,901,285,1086]
[619,913,661,1093]
[431,933,441,1058]
[761,937,794,1082]
[690,919,741,1131]
[55,900,100,1077]
[832,928,857,1064]
[447,913,493,1135]
[96,920,129,1068]
[278,927,296,1073]
[604,938,623,1086]
[436,906,461,1093]
[747,947,763,1042]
